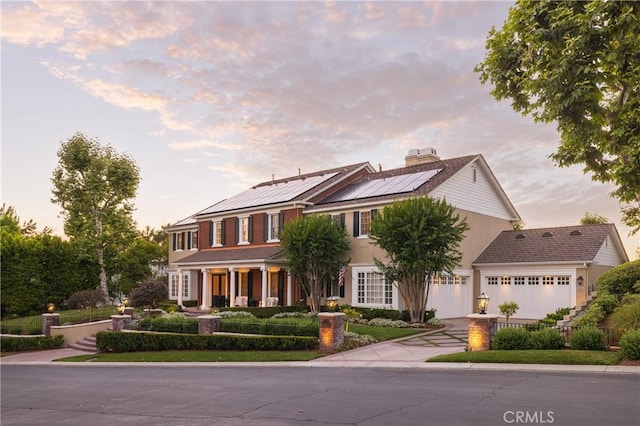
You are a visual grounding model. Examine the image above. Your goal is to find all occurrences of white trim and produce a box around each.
[351,265,398,310]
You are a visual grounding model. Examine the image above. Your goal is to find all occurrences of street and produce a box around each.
[1,365,638,425]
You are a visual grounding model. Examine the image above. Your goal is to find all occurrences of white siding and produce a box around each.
[430,162,513,220]
[593,237,624,266]
[426,270,474,318]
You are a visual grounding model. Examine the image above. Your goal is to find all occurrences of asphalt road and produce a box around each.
[1,365,638,426]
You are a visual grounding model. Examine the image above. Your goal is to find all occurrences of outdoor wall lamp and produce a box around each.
[117,303,125,315]
[327,296,339,311]
[123,297,130,307]
[46,303,56,313]
[577,276,584,286]
[477,293,489,315]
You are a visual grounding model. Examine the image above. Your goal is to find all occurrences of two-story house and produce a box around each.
[166,148,628,319]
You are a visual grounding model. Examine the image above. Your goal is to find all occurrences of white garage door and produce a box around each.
[483,275,573,319]
[426,275,473,319]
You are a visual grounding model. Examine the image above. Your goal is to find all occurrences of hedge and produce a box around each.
[0,335,64,352]
[96,331,318,352]
[217,306,309,319]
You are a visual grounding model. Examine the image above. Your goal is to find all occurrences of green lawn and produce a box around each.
[58,350,324,363]
[1,306,119,334]
[348,324,432,341]
[427,349,624,365]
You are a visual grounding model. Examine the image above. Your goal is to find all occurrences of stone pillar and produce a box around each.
[286,272,292,306]
[201,268,210,311]
[198,315,221,334]
[229,267,236,307]
[177,269,184,307]
[123,307,135,317]
[42,313,60,336]
[111,315,132,332]
[318,312,346,352]
[261,266,268,307]
[466,314,499,351]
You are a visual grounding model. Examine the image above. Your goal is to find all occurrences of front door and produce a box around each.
[211,273,227,307]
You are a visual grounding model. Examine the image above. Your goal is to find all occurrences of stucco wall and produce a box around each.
[50,319,111,347]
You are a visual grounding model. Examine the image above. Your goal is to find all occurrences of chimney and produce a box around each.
[404,147,440,166]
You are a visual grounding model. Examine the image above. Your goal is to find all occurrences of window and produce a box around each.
[188,231,198,250]
[170,274,179,298]
[487,277,499,286]
[170,274,190,298]
[331,213,346,228]
[557,276,570,286]
[210,220,223,246]
[182,274,190,298]
[528,276,539,285]
[543,276,554,286]
[430,274,468,285]
[265,212,283,242]
[354,269,393,306]
[353,210,377,237]
[236,216,252,245]
[514,277,525,286]
[501,276,511,285]
[173,232,185,251]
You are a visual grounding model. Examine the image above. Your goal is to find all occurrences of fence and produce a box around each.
[0,316,44,335]
[491,322,624,347]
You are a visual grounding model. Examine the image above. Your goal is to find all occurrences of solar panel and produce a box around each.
[198,172,339,214]
[324,169,442,203]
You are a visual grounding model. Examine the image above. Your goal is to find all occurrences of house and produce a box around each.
[473,224,629,318]
[166,148,627,319]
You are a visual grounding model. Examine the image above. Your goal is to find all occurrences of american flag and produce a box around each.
[338,264,347,287]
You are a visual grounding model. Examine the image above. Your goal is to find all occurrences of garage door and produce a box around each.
[426,275,473,319]
[483,275,573,319]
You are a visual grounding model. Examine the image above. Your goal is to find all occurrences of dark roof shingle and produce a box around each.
[176,246,284,265]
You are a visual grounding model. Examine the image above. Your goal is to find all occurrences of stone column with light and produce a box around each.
[318,312,346,352]
[111,314,132,332]
[42,313,60,336]
[466,314,499,351]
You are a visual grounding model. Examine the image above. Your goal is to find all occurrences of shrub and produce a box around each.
[621,294,640,306]
[492,327,530,350]
[340,331,378,350]
[595,260,640,299]
[65,289,106,310]
[216,310,256,319]
[271,311,317,319]
[218,306,308,318]
[610,302,640,332]
[0,335,64,352]
[368,318,409,328]
[157,301,182,313]
[619,329,640,360]
[594,293,619,315]
[498,301,519,322]
[571,326,607,351]
[427,317,442,326]
[529,328,565,349]
[220,319,318,337]
[96,331,318,352]
[573,302,605,327]
[129,280,168,310]
[182,300,198,307]
[537,307,571,326]
[133,316,198,334]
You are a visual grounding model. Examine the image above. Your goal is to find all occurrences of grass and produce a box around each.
[348,324,431,341]
[57,350,324,363]
[1,306,119,334]
[427,349,624,365]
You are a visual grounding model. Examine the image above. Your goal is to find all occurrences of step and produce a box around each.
[69,341,97,353]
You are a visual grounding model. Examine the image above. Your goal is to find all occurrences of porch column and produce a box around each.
[201,268,210,310]
[177,268,184,307]
[286,272,292,306]
[261,266,268,307]
[229,267,236,307]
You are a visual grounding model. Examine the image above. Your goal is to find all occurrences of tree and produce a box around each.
[475,1,640,233]
[280,215,350,312]
[129,279,168,312]
[498,301,520,325]
[51,132,140,300]
[581,212,609,225]
[113,236,166,298]
[370,197,469,323]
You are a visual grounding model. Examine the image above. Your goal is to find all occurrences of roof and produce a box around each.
[194,162,373,217]
[473,224,622,264]
[175,246,284,266]
[306,154,478,211]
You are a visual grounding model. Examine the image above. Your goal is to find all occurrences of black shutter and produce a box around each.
[247,271,253,300]
[353,212,359,237]
[263,213,269,242]
[235,218,239,244]
[172,233,177,251]
[209,222,213,246]
[340,281,345,298]
[339,213,345,228]
[181,232,185,250]
[221,220,226,245]
[234,271,239,295]
[278,212,284,235]
[248,216,253,243]
[371,209,378,218]
[187,232,192,250]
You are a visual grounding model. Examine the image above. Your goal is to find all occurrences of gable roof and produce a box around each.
[473,224,627,265]
[194,162,373,217]
[306,154,513,214]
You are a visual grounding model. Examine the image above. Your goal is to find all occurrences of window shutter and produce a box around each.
[221,220,226,245]
[187,232,192,250]
[278,212,284,233]
[371,209,378,218]
[353,212,360,237]
[172,233,177,251]
[181,232,185,250]
[209,222,214,246]
[339,213,345,228]
[248,216,253,243]
[235,218,239,244]
[263,213,269,242]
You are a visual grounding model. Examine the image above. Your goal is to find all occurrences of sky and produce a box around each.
[1,1,637,259]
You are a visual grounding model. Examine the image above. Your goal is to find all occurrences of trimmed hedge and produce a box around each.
[96,331,318,352]
[182,300,199,307]
[492,327,530,350]
[619,329,640,360]
[571,326,607,351]
[135,317,198,334]
[217,306,309,319]
[529,328,565,350]
[220,320,318,337]
[0,335,64,352]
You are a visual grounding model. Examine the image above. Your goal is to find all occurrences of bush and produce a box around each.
[492,327,530,350]
[610,302,640,332]
[219,319,318,337]
[571,326,607,351]
[182,300,199,307]
[573,302,605,327]
[619,329,640,360]
[157,301,182,313]
[129,280,168,310]
[529,328,565,350]
[0,335,64,352]
[595,260,640,299]
[537,307,571,326]
[96,331,318,352]
[65,289,106,310]
[218,306,308,319]
[594,293,619,315]
[216,311,256,319]
[368,318,409,328]
[498,301,519,321]
[340,331,378,350]
[134,316,198,334]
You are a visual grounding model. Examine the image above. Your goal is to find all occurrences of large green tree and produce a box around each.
[280,215,350,312]
[475,1,640,233]
[370,197,469,323]
[51,132,140,300]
